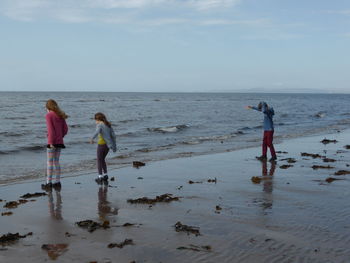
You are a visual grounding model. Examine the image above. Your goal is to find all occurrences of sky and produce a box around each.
[0,0,349,93]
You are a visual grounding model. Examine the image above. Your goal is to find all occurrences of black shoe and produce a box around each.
[269,156,277,162]
[102,175,108,181]
[256,155,267,161]
[41,183,53,191]
[95,177,103,184]
[53,182,61,191]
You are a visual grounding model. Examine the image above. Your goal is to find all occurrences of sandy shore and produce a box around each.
[1,130,350,263]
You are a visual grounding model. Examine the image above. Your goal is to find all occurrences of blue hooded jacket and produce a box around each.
[252,101,274,131]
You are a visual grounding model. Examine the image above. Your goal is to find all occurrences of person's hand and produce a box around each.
[89,139,94,144]
[50,144,55,149]
[245,106,252,110]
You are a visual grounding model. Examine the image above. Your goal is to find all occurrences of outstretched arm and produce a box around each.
[246,105,260,111]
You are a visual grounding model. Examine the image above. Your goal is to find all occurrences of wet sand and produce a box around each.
[1,130,350,263]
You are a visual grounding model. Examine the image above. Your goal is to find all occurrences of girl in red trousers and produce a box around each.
[246,101,277,162]
[42,99,68,191]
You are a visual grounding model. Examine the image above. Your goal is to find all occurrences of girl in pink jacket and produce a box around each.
[42,99,68,191]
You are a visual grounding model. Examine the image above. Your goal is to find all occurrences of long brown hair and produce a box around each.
[46,99,68,119]
[94,112,111,127]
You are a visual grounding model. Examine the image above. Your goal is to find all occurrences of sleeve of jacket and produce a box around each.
[251,106,261,112]
[110,127,117,152]
[91,124,102,140]
[46,114,55,145]
[261,103,268,114]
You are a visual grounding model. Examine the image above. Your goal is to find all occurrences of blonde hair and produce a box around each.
[46,99,68,119]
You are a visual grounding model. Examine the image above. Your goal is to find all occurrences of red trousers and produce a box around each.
[262,130,276,157]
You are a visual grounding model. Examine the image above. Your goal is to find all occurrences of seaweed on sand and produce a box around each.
[174,221,201,236]
[75,220,110,232]
[108,239,134,248]
[177,244,211,252]
[127,194,180,204]
[312,165,334,170]
[301,152,324,159]
[20,192,47,199]
[321,139,338,144]
[334,170,350,176]
[0,232,32,245]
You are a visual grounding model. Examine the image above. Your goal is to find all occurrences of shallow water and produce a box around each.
[0,92,350,183]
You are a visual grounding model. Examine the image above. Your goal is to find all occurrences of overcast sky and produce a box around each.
[0,0,349,93]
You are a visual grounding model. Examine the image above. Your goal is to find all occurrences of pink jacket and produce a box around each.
[46,111,68,145]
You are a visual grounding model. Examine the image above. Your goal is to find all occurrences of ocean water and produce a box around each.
[0,92,349,184]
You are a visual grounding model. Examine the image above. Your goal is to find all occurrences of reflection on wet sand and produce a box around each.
[98,185,118,221]
[260,160,275,211]
[48,189,62,220]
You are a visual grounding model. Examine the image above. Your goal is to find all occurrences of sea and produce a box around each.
[0,92,349,184]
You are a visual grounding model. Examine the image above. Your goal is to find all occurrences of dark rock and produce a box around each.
[137,177,143,180]
[108,239,134,248]
[174,221,200,236]
[207,178,217,183]
[127,194,180,204]
[344,145,350,150]
[110,177,115,181]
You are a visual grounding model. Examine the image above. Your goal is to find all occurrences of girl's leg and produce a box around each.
[47,148,55,184]
[262,131,268,157]
[102,145,109,174]
[53,148,61,183]
[101,145,109,174]
[266,131,276,158]
[97,145,103,175]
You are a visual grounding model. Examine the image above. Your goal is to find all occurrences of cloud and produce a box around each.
[0,0,242,22]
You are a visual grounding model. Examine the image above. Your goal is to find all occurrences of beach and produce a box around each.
[1,129,350,263]
[1,92,350,185]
